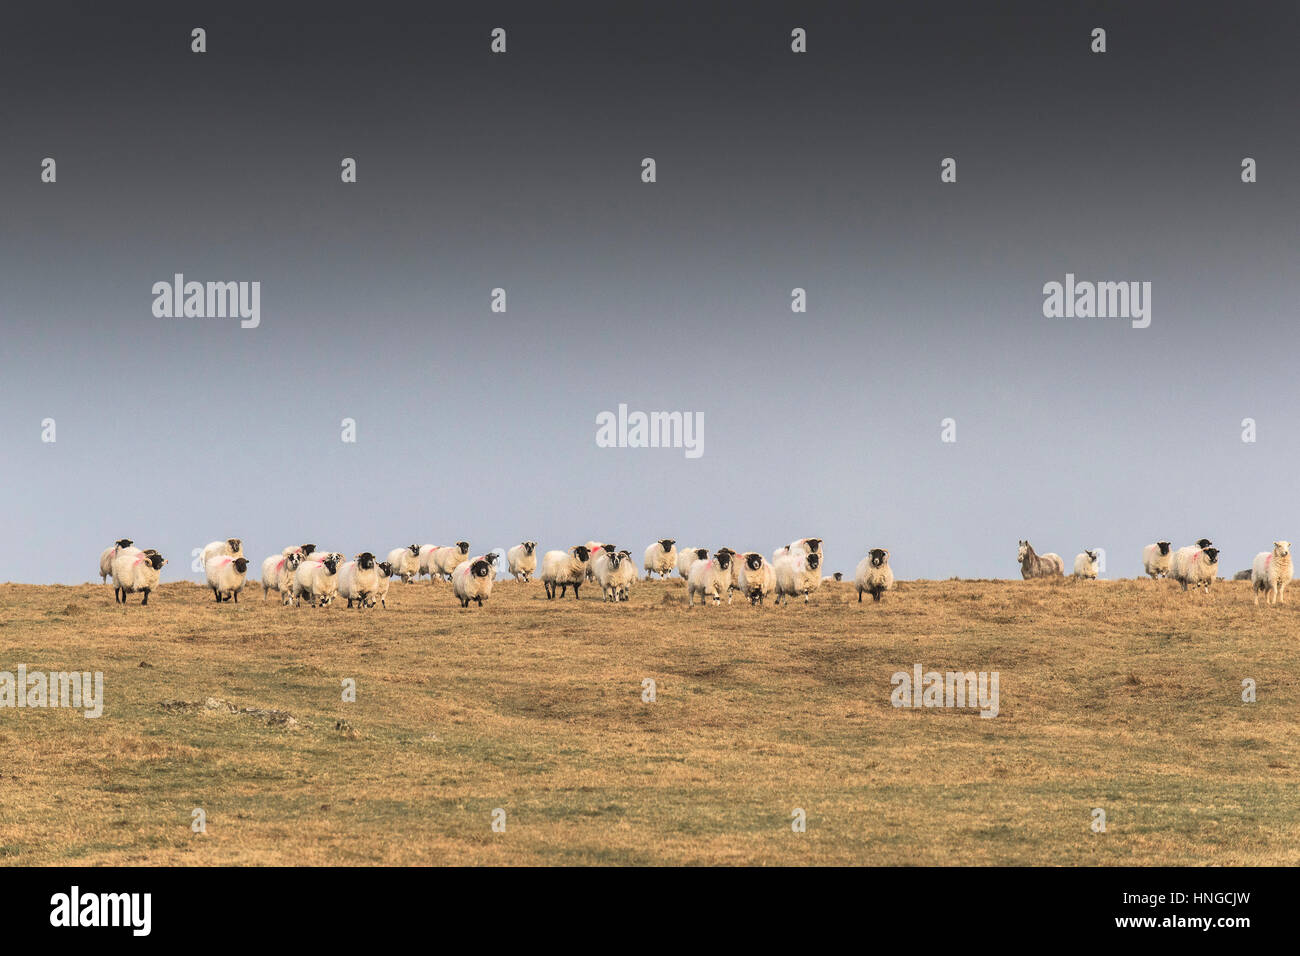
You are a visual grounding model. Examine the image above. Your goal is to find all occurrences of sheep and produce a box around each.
[1233,569,1252,581]
[1072,550,1099,580]
[772,538,823,565]
[855,549,894,602]
[1251,541,1292,606]
[676,547,708,579]
[593,548,637,602]
[822,572,844,583]
[432,542,471,581]
[452,556,496,607]
[384,544,421,583]
[111,547,167,605]
[506,541,538,582]
[292,554,340,607]
[774,551,823,604]
[282,543,316,558]
[338,552,381,608]
[200,538,243,567]
[372,561,394,609]
[1142,541,1172,579]
[687,549,735,606]
[261,551,303,604]
[584,542,609,581]
[736,552,775,605]
[1171,545,1220,594]
[541,545,593,599]
[98,538,134,583]
[205,554,251,602]
[416,544,439,581]
[643,539,677,579]
[713,548,740,603]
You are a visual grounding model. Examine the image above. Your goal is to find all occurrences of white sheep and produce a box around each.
[593,548,637,602]
[1171,545,1220,594]
[205,554,251,602]
[541,545,594,599]
[281,543,316,559]
[292,554,341,607]
[774,551,823,604]
[416,544,439,581]
[432,542,471,581]
[1072,550,1099,580]
[372,561,394,609]
[506,541,538,582]
[642,539,677,579]
[735,552,775,605]
[687,550,735,606]
[385,544,421,584]
[772,537,823,565]
[260,551,303,604]
[1251,541,1292,606]
[98,538,134,583]
[1142,542,1172,579]
[583,542,609,581]
[854,549,894,602]
[676,547,708,579]
[452,556,496,607]
[200,538,243,567]
[338,552,382,608]
[111,547,167,605]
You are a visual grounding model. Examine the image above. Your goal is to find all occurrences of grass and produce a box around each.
[0,574,1296,865]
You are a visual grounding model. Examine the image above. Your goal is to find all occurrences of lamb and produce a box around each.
[1250,541,1292,606]
[643,539,677,578]
[774,551,823,604]
[200,538,243,567]
[292,554,340,607]
[736,552,775,605]
[541,545,593,599]
[452,556,496,607]
[111,547,167,605]
[205,554,251,602]
[506,541,538,582]
[372,561,394,609]
[1142,541,1172,579]
[261,551,303,604]
[385,544,421,584]
[822,572,844,583]
[1072,550,1099,580]
[855,549,894,602]
[98,538,134,583]
[338,552,381,608]
[687,549,735,606]
[593,548,637,602]
[772,537,823,564]
[432,542,471,581]
[676,547,708,579]
[1170,545,1220,594]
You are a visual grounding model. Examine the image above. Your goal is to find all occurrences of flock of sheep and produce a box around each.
[1018,538,1293,605]
[96,536,895,608]
[97,534,1292,611]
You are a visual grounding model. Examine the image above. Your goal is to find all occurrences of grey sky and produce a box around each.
[2,1,1296,584]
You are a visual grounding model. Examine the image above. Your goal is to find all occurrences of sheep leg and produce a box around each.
[572,583,581,599]
[141,588,150,606]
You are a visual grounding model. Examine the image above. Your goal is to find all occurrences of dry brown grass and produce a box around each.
[0,574,1297,865]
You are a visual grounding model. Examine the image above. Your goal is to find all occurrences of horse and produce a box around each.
[1017,540,1065,579]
